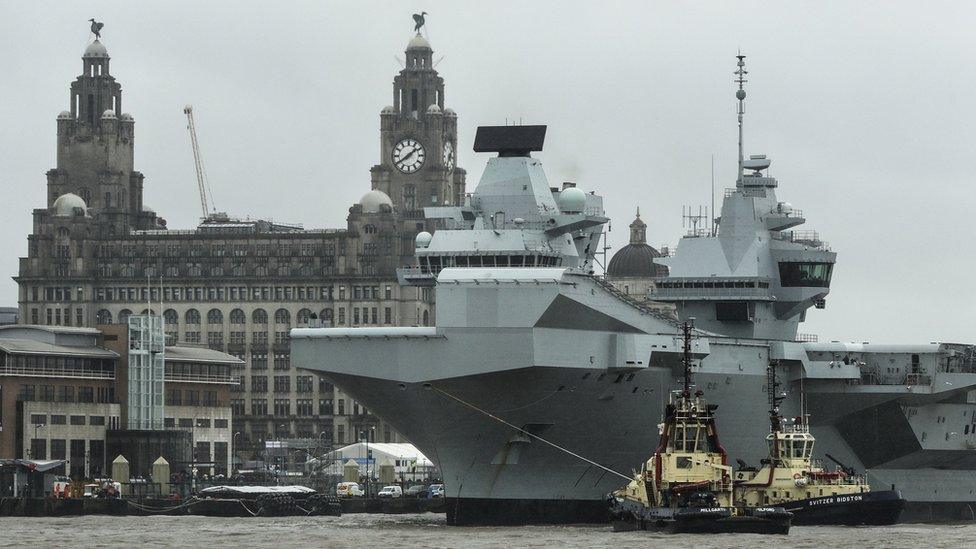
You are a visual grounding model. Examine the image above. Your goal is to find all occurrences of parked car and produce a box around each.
[336,482,364,497]
[404,484,429,498]
[428,484,445,498]
[377,485,403,498]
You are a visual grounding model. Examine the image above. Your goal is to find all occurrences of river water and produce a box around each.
[0,513,973,548]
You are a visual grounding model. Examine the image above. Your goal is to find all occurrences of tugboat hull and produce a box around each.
[785,490,905,526]
[610,500,792,535]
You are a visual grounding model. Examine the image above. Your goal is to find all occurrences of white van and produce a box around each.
[377,485,402,498]
[336,482,364,497]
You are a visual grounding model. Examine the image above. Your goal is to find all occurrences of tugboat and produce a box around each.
[733,362,906,525]
[608,320,792,534]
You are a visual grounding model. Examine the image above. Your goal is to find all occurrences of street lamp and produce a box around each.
[232,431,242,475]
[361,426,376,497]
[27,423,46,459]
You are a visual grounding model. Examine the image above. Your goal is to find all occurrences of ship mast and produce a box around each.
[681,319,695,398]
[735,53,748,187]
[767,360,784,433]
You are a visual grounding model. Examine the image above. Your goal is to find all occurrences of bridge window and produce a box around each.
[778,262,833,287]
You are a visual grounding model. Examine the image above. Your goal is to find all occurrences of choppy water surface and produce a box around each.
[0,513,973,548]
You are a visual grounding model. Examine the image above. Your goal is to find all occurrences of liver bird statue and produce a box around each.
[412,12,427,34]
[89,18,104,39]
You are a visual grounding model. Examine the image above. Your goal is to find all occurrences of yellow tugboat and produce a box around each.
[733,361,906,525]
[608,321,792,534]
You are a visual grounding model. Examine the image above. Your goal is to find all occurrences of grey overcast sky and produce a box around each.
[1,1,974,343]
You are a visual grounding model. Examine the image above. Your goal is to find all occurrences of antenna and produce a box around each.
[735,52,748,186]
[710,154,716,236]
[682,205,708,236]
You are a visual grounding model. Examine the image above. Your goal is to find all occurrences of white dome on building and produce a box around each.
[381,105,396,115]
[102,109,117,119]
[415,231,433,249]
[84,40,108,58]
[360,189,393,213]
[57,111,72,119]
[443,108,457,117]
[426,104,442,114]
[407,34,432,50]
[120,112,134,121]
[53,193,88,217]
[558,187,587,214]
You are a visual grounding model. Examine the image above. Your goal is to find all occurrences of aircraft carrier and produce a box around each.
[292,56,976,525]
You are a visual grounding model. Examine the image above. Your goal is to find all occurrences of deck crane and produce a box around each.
[183,105,216,219]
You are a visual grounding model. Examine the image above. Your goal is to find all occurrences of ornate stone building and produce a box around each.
[15,33,465,456]
[606,209,670,300]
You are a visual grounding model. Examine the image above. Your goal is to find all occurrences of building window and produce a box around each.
[274,376,290,393]
[203,390,217,406]
[207,308,224,324]
[274,308,290,325]
[251,376,268,393]
[196,418,211,428]
[336,425,345,445]
[297,308,312,327]
[296,376,313,393]
[252,331,268,344]
[184,331,201,344]
[50,439,67,460]
[274,399,291,416]
[167,389,183,406]
[89,416,105,426]
[70,415,86,426]
[230,331,246,345]
[251,353,268,370]
[214,419,229,429]
[231,399,245,416]
[252,308,268,324]
[185,309,201,324]
[318,399,333,415]
[274,331,289,344]
[384,307,392,324]
[337,399,345,416]
[273,353,289,370]
[50,414,67,425]
[296,399,313,416]
[30,439,47,460]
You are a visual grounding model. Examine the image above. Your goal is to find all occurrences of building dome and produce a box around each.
[381,105,396,115]
[84,40,108,58]
[415,231,433,249]
[606,208,668,278]
[443,108,457,117]
[52,193,88,217]
[427,104,442,114]
[57,111,72,119]
[102,109,117,119]
[558,187,586,213]
[120,112,134,121]
[407,34,432,50]
[360,189,393,213]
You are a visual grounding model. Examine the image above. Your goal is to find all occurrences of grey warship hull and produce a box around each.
[295,271,976,525]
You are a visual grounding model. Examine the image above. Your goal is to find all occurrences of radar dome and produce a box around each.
[360,189,393,213]
[558,187,587,214]
[415,231,433,249]
[53,193,88,217]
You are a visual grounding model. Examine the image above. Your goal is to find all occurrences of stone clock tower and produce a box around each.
[370,33,466,257]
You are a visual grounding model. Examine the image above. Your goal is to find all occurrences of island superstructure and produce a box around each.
[292,56,976,525]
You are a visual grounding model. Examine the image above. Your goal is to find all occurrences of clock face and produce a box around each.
[392,138,426,174]
[442,141,455,173]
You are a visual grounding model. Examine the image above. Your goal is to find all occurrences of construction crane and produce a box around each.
[183,105,216,219]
